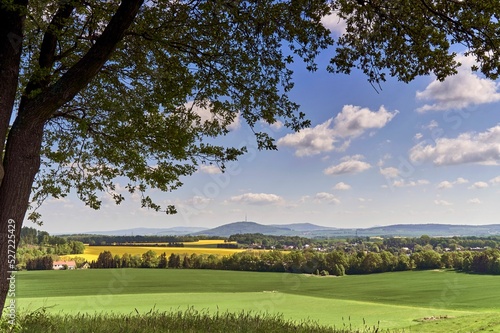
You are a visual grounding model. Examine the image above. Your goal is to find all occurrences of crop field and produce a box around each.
[64,243,245,262]
[13,269,500,332]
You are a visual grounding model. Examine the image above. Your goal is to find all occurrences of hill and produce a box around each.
[194,222,500,238]
[66,222,500,238]
[192,221,292,237]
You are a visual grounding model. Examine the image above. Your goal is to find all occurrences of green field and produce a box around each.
[12,269,500,332]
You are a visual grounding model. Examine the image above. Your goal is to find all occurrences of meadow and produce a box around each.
[12,269,500,332]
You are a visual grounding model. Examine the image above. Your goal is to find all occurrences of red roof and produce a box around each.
[53,261,77,266]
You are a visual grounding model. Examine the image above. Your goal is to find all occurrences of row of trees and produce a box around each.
[88,249,500,275]
[66,235,221,246]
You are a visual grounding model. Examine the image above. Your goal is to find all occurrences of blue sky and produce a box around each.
[37,19,500,234]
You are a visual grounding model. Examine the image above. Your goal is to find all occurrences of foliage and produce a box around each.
[330,0,500,85]
[25,256,53,271]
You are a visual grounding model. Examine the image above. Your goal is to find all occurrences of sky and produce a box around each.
[36,17,500,234]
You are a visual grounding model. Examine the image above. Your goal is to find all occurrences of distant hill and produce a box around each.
[193,222,500,238]
[192,221,292,237]
[358,223,500,237]
[269,223,336,232]
[79,226,208,236]
[66,222,500,238]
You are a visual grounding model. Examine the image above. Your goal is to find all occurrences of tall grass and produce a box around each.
[1,308,398,333]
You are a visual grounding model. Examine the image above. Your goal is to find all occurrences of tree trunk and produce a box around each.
[0,118,44,318]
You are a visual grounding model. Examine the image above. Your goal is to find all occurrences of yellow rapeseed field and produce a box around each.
[64,243,244,262]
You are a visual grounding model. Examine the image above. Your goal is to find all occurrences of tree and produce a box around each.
[0,0,331,312]
[168,253,181,269]
[2,0,500,314]
[141,250,159,268]
[95,250,115,268]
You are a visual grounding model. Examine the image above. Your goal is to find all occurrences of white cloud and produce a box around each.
[409,125,500,166]
[277,119,337,157]
[184,195,212,207]
[229,193,284,205]
[199,164,222,174]
[358,197,372,202]
[270,120,283,130]
[277,105,397,156]
[379,167,400,178]
[424,120,439,129]
[437,177,469,189]
[437,181,453,189]
[416,55,500,112]
[333,182,351,190]
[185,101,241,131]
[321,12,347,35]
[468,198,482,204]
[393,179,429,188]
[490,176,500,184]
[414,133,423,140]
[455,177,469,185]
[434,199,453,206]
[324,155,371,176]
[332,105,398,138]
[314,192,341,205]
[469,181,489,189]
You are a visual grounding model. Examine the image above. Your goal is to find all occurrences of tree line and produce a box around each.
[16,227,85,270]
[64,234,222,245]
[88,248,500,276]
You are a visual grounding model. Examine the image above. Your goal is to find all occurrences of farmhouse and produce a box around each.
[53,260,77,270]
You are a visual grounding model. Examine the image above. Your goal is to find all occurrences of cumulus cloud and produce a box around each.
[414,133,423,140]
[490,176,500,184]
[184,195,212,207]
[434,199,453,206]
[469,181,489,189]
[379,167,400,178]
[333,182,351,190]
[314,192,341,205]
[199,164,222,174]
[229,193,283,205]
[393,179,430,188]
[437,181,453,189]
[185,101,241,131]
[321,12,347,35]
[424,120,439,129]
[409,125,500,166]
[416,55,500,112]
[332,105,398,138]
[277,105,397,157]
[455,177,469,184]
[324,155,371,176]
[437,177,469,189]
[468,198,482,204]
[277,119,338,157]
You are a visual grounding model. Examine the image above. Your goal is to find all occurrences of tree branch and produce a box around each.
[0,0,28,172]
[21,0,145,126]
[24,2,76,97]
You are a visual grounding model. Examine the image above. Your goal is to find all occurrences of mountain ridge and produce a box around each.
[63,222,500,237]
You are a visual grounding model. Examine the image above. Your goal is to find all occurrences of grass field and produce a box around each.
[64,244,245,262]
[12,269,500,332]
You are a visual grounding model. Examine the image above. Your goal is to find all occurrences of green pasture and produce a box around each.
[12,269,500,331]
